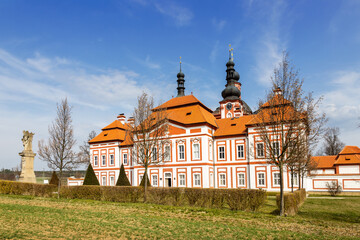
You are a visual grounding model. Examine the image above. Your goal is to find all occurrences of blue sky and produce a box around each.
[0,0,360,170]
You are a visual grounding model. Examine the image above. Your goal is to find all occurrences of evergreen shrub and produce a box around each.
[139,175,151,187]
[49,171,59,186]
[83,164,100,185]
[116,164,131,186]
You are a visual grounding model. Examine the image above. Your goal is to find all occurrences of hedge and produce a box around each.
[276,188,307,216]
[61,186,266,211]
[0,180,267,212]
[0,180,56,197]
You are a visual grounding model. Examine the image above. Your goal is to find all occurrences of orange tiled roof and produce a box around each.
[89,120,128,143]
[338,146,360,155]
[261,94,292,108]
[214,115,253,137]
[334,154,360,165]
[120,132,133,146]
[312,156,337,169]
[246,105,299,126]
[89,128,126,143]
[166,104,217,128]
[102,120,126,130]
[154,95,212,112]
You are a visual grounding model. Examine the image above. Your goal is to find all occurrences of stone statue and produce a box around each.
[19,130,36,183]
[22,130,34,152]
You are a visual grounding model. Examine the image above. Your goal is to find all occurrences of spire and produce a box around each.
[176,56,185,97]
[221,45,241,101]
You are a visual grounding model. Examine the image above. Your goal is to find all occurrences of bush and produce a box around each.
[0,180,56,197]
[116,164,131,186]
[83,164,100,185]
[276,188,307,216]
[49,171,59,186]
[60,185,143,203]
[326,181,342,196]
[139,175,151,187]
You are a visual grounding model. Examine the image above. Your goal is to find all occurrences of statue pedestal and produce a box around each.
[19,150,36,183]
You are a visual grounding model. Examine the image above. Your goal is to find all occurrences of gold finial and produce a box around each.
[179,56,182,72]
[228,44,234,60]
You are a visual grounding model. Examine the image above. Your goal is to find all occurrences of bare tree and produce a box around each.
[38,98,77,193]
[254,52,326,216]
[319,127,345,156]
[129,92,169,201]
[78,130,97,167]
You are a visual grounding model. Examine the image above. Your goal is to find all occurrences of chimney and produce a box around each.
[117,113,126,125]
[127,117,135,126]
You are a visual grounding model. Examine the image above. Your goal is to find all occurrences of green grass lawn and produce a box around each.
[0,194,359,239]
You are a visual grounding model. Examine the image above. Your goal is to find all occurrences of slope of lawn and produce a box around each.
[0,194,359,239]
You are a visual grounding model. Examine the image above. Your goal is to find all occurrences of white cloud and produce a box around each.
[251,0,287,86]
[212,18,226,31]
[154,1,193,26]
[319,71,360,146]
[209,41,220,63]
[0,48,165,170]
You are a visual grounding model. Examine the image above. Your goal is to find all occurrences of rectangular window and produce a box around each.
[102,176,106,186]
[256,143,264,157]
[123,153,128,165]
[110,154,114,165]
[258,173,265,186]
[178,145,185,160]
[210,173,213,187]
[193,173,201,187]
[193,143,200,159]
[273,173,280,186]
[219,173,226,186]
[237,145,244,158]
[152,147,157,162]
[179,174,186,187]
[209,143,213,160]
[110,176,115,186]
[139,175,143,184]
[291,172,298,186]
[272,142,280,157]
[152,175,158,186]
[238,173,245,186]
[218,146,225,160]
[101,155,106,166]
[165,145,171,162]
[94,156,98,166]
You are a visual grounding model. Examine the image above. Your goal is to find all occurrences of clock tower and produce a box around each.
[218,49,251,119]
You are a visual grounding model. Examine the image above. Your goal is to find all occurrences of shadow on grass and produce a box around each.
[299,210,360,224]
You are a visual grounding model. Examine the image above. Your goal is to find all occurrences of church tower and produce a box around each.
[218,47,251,119]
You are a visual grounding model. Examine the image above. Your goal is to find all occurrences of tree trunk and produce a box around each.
[298,168,301,189]
[279,165,285,216]
[144,164,148,203]
[291,169,294,193]
[58,168,62,199]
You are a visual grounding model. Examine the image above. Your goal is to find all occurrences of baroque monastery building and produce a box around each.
[89,57,360,192]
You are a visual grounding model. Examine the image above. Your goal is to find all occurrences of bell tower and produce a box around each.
[219,46,244,119]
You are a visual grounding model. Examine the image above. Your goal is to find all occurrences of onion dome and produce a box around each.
[176,57,185,97]
[221,53,241,101]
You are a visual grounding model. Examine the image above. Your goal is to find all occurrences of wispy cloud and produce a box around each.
[319,70,360,146]
[250,0,287,86]
[0,48,173,169]
[209,41,220,63]
[153,1,193,26]
[212,18,226,31]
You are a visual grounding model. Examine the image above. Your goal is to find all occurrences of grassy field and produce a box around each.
[0,194,359,239]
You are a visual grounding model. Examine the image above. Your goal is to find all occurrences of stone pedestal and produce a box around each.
[19,150,36,183]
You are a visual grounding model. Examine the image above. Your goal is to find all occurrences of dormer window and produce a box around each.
[186,112,192,116]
